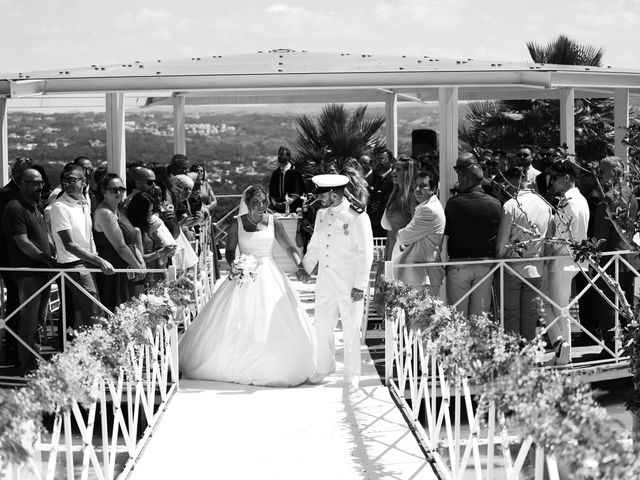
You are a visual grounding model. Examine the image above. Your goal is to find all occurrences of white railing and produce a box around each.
[385,308,561,480]
[0,319,181,480]
[0,266,170,368]
[385,251,639,367]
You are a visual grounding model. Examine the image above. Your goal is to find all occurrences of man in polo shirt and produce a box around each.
[0,156,33,366]
[444,152,502,317]
[50,163,115,330]
[3,168,56,373]
[2,168,55,373]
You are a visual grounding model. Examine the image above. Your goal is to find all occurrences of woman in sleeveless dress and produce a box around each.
[179,185,317,387]
[93,173,146,312]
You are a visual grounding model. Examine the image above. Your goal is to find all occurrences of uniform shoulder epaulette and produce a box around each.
[349,203,364,214]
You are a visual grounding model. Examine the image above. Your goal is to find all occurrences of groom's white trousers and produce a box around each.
[314,294,363,380]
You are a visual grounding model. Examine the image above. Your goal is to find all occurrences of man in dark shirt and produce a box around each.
[444,152,501,317]
[0,157,33,366]
[367,150,394,238]
[268,146,305,213]
[3,168,56,373]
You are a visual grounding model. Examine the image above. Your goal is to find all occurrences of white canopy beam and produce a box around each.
[173,96,186,155]
[438,87,458,207]
[106,92,126,179]
[614,88,629,163]
[0,98,8,186]
[385,92,397,157]
[559,88,575,155]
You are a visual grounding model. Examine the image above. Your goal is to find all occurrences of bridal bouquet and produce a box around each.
[229,254,259,286]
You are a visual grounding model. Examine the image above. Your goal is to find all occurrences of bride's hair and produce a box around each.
[243,185,267,205]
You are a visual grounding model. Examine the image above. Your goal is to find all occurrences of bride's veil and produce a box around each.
[237,186,251,216]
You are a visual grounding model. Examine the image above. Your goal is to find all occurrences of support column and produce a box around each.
[438,87,458,207]
[559,88,575,156]
[173,96,186,155]
[0,98,8,187]
[614,88,629,164]
[106,93,126,179]
[385,92,397,158]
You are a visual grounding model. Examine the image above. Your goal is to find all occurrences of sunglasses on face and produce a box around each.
[515,152,530,158]
[84,168,94,176]
[61,177,83,185]
[107,187,127,194]
[540,152,556,158]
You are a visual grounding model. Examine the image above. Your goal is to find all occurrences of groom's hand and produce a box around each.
[351,288,364,302]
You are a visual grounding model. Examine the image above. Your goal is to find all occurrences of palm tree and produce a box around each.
[294,104,386,173]
[460,35,612,161]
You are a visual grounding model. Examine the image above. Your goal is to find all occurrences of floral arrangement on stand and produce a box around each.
[382,277,640,479]
[0,277,195,467]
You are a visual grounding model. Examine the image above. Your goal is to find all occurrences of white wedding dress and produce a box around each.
[179,214,317,387]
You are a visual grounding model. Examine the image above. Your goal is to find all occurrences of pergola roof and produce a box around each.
[2,50,640,106]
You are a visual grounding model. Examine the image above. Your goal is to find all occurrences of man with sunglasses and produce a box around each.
[121,168,156,212]
[47,156,96,210]
[511,147,540,190]
[535,148,561,199]
[3,168,56,374]
[0,156,33,367]
[50,163,115,331]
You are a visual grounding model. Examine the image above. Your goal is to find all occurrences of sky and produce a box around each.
[2,0,640,74]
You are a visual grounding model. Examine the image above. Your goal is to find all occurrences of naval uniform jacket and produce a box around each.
[303,198,374,298]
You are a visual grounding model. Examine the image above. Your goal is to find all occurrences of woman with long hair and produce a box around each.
[373,154,418,314]
[382,154,418,258]
[341,157,369,211]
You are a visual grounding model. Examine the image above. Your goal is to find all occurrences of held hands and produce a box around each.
[296,266,310,283]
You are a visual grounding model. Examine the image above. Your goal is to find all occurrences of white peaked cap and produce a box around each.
[312,174,349,193]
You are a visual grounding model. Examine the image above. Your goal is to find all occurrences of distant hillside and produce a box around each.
[6,106,438,195]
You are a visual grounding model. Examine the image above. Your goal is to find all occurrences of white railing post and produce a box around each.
[384,260,394,386]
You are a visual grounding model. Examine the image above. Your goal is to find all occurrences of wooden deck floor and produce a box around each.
[128,278,437,480]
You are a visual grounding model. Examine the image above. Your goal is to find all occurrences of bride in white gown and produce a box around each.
[179,185,317,387]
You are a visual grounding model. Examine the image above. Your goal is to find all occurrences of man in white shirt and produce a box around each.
[495,168,553,341]
[50,163,115,329]
[541,160,589,365]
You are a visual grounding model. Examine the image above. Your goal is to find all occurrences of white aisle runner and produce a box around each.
[129,280,437,480]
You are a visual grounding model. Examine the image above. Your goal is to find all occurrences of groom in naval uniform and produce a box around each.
[297,174,374,387]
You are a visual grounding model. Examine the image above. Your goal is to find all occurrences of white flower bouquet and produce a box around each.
[229,254,259,286]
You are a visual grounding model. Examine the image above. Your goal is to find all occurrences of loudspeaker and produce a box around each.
[411,129,438,157]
